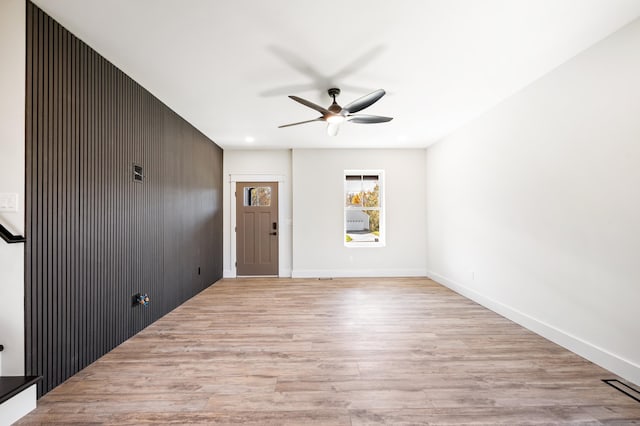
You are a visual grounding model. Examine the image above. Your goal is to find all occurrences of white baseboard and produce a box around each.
[427,270,640,387]
[0,384,36,426]
[292,268,427,278]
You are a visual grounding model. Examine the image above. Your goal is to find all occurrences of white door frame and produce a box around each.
[229,173,285,278]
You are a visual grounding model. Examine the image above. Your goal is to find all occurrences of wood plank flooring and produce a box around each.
[17,277,640,425]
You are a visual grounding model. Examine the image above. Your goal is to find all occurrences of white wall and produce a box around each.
[292,149,427,278]
[426,18,640,385]
[0,0,26,376]
[223,149,293,277]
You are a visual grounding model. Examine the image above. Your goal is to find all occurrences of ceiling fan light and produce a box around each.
[326,114,345,124]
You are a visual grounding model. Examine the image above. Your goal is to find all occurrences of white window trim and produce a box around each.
[344,169,385,248]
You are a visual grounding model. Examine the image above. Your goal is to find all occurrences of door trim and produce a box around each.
[228,173,285,278]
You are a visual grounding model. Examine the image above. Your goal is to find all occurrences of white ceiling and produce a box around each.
[33,0,640,150]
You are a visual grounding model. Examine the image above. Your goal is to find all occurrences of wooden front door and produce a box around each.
[236,182,279,276]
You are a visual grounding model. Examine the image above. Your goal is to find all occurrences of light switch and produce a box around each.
[0,193,19,212]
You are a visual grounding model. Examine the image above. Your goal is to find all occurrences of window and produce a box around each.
[344,170,384,247]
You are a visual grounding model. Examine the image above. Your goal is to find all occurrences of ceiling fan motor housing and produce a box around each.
[327,88,343,114]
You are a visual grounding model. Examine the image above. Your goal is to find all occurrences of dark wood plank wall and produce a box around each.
[25,2,223,397]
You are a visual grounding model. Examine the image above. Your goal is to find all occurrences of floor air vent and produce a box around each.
[602,379,640,403]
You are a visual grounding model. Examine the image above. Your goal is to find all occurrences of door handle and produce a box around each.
[270,232,277,236]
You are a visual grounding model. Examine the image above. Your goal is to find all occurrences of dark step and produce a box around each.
[0,376,41,404]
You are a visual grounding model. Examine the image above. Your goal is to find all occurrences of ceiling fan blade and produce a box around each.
[327,122,341,136]
[278,117,323,128]
[343,89,386,113]
[347,114,393,124]
[289,95,330,115]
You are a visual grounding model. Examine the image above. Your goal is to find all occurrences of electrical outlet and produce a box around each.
[0,193,19,212]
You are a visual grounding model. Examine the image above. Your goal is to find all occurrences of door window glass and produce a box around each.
[243,186,271,206]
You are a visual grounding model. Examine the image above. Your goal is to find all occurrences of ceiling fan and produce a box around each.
[279,88,393,136]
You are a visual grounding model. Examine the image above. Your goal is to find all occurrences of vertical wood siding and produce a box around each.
[25,2,223,397]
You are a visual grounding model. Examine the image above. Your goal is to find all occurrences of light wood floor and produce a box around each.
[18,277,640,425]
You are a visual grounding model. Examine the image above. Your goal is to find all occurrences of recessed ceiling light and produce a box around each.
[245,136,255,143]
